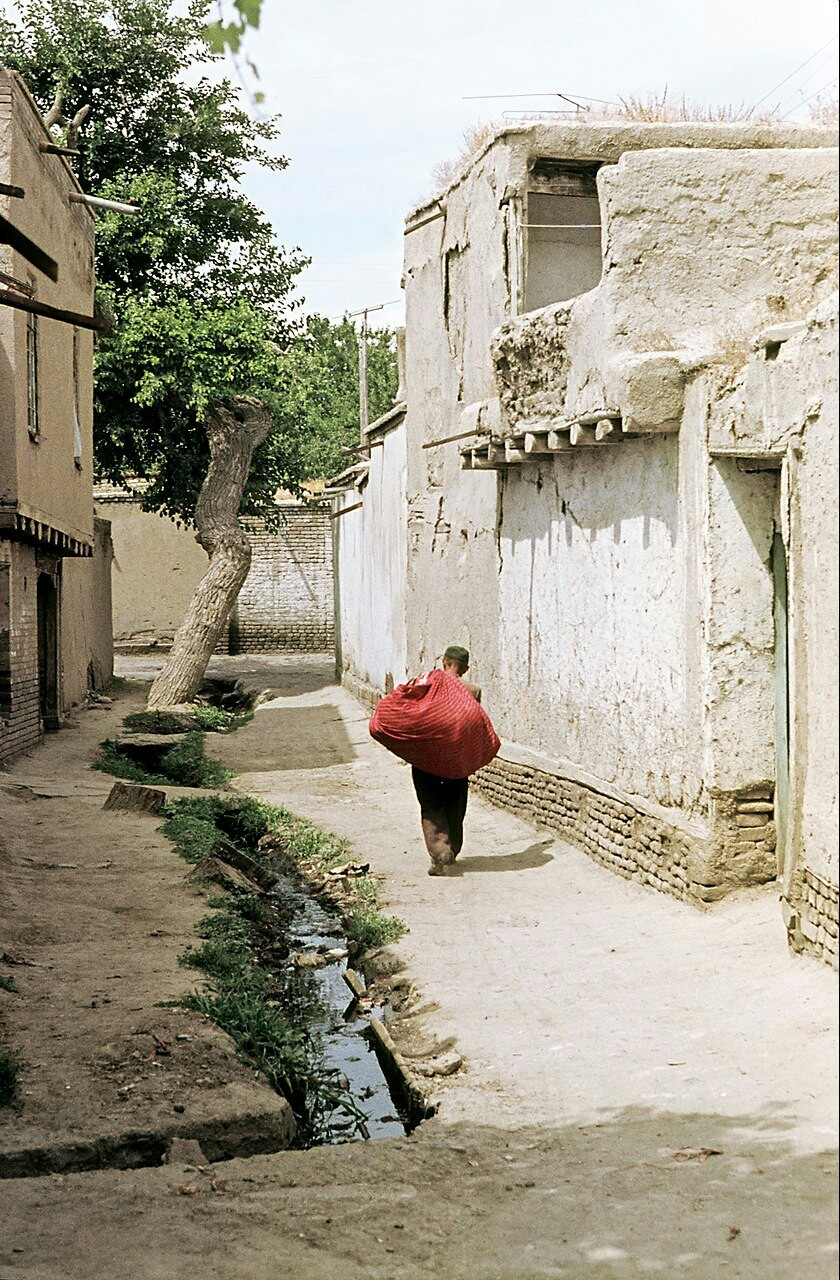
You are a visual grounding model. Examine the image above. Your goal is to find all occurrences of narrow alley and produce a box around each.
[0,656,835,1280]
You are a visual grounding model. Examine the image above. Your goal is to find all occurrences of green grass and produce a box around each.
[163,792,407,948]
[159,795,406,1141]
[122,707,253,735]
[0,1053,20,1107]
[179,887,364,1144]
[93,732,234,790]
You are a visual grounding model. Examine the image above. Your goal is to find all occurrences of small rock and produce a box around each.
[165,1138,207,1166]
[291,952,327,970]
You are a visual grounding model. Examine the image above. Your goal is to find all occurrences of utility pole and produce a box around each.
[348,304,384,445]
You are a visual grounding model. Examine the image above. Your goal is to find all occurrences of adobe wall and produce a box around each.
[0,68,95,545]
[96,496,334,654]
[61,516,114,708]
[334,417,408,698]
[397,130,838,917]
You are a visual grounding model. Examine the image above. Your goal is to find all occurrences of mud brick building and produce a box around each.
[331,120,839,966]
[1,68,112,762]
[95,486,334,655]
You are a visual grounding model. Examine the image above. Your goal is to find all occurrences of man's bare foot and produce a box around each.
[427,860,457,876]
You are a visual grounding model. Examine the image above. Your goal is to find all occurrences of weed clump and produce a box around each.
[93,732,233,789]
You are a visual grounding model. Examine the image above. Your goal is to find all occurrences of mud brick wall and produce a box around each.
[472,757,708,903]
[0,542,45,762]
[232,508,334,654]
[798,869,839,969]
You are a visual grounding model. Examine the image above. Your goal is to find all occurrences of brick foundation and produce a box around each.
[472,756,710,902]
[795,868,839,969]
[341,671,382,713]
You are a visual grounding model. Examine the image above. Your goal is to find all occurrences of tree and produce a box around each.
[289,316,398,481]
[0,0,308,704]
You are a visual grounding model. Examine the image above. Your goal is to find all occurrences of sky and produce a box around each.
[234,0,838,326]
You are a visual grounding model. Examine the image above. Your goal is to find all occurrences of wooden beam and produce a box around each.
[0,288,102,331]
[40,142,79,157]
[0,270,34,297]
[69,193,139,215]
[330,500,364,519]
[422,428,485,450]
[0,214,58,281]
[0,181,25,200]
[524,432,552,453]
[569,422,597,446]
[547,430,572,451]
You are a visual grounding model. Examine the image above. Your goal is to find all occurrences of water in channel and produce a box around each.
[264,863,409,1146]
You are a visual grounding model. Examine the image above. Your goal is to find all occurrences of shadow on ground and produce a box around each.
[455,839,556,874]
[2,1108,836,1279]
[209,706,356,772]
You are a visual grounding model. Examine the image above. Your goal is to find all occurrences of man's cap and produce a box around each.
[444,645,470,666]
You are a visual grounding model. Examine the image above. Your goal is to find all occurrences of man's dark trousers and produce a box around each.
[411,766,469,865]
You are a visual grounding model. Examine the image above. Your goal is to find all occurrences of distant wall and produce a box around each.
[233,510,334,653]
[96,496,333,653]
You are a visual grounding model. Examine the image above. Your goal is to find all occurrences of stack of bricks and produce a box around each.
[230,507,334,654]
[473,756,697,902]
[799,868,839,969]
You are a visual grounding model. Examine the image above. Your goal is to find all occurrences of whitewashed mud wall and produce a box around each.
[334,419,408,705]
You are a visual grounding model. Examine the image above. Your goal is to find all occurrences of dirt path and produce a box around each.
[1,655,837,1280]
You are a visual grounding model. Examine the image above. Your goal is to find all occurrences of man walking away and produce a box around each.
[412,646,480,876]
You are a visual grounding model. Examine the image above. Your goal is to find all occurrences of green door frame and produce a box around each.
[771,528,789,871]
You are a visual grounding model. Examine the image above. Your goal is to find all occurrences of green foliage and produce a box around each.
[0,975,20,994]
[345,910,407,950]
[192,705,251,733]
[0,1053,20,1107]
[93,732,233,788]
[204,0,264,57]
[162,810,221,863]
[92,740,167,784]
[123,710,192,735]
[0,0,307,526]
[123,706,251,734]
[288,316,398,480]
[157,731,234,787]
[179,885,366,1143]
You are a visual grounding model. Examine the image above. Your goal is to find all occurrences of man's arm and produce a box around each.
[462,679,482,703]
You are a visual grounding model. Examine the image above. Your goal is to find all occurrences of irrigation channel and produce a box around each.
[258,857,414,1146]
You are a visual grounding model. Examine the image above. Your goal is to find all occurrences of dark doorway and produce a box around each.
[37,572,59,730]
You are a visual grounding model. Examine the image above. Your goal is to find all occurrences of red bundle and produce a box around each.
[369,669,501,779]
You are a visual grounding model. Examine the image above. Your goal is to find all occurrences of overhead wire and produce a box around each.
[751,34,839,112]
[777,49,840,114]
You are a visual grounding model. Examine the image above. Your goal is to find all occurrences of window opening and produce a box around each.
[26,306,40,440]
[523,160,603,312]
[72,328,83,468]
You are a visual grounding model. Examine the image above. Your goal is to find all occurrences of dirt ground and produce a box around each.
[1,655,837,1280]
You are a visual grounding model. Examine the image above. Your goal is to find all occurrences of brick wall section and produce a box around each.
[230,507,334,654]
[472,756,707,902]
[341,671,382,714]
[0,542,44,762]
[798,868,839,969]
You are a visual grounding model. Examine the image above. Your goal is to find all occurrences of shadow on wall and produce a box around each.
[502,435,681,553]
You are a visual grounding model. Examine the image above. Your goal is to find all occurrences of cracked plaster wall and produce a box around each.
[334,420,408,696]
[711,298,838,901]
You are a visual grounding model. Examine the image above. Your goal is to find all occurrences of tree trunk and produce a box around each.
[147,397,272,709]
